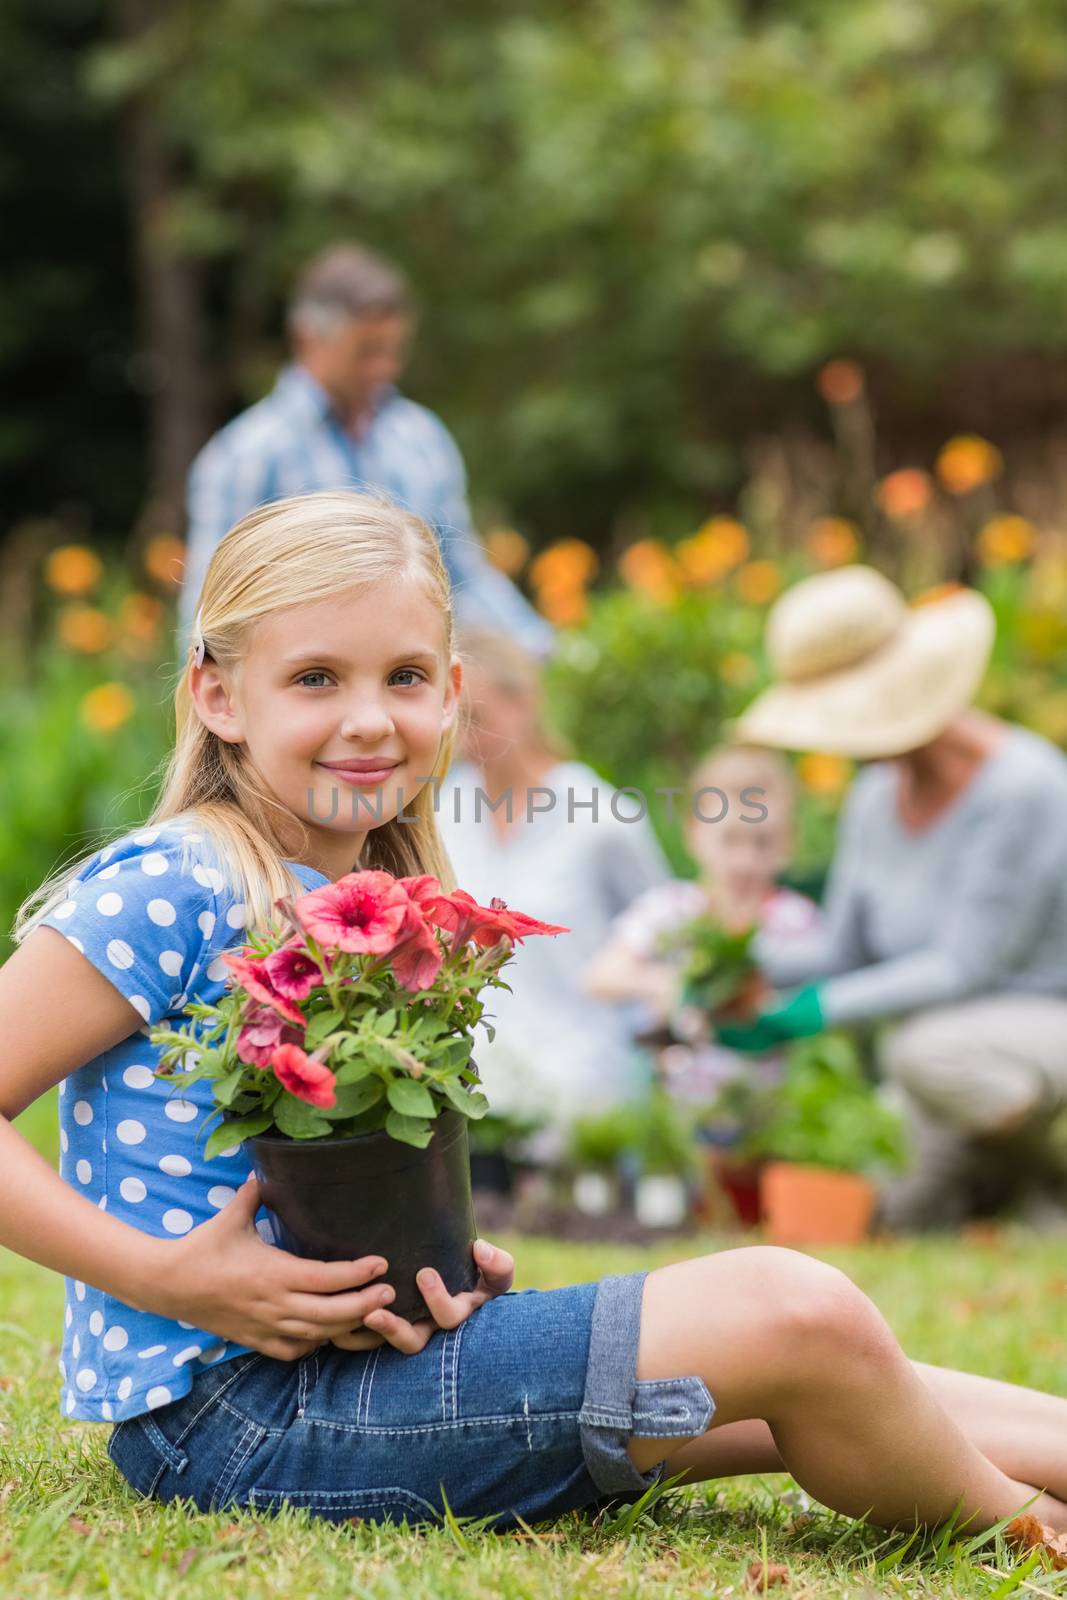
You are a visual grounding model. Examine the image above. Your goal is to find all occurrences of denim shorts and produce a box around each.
[107,1270,714,1529]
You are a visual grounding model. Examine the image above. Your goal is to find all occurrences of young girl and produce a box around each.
[2,489,1066,1537]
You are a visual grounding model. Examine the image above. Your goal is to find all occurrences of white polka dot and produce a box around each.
[116,1119,146,1145]
[72,1334,81,1359]
[146,1386,173,1410]
[88,1311,104,1336]
[102,1401,113,1421]
[159,1154,191,1177]
[103,1326,128,1352]
[75,1159,92,1185]
[117,1376,133,1400]
[132,829,159,846]
[65,1304,72,1328]
[172,1346,203,1366]
[59,1129,69,1155]
[99,845,115,863]
[216,1144,241,1160]
[197,911,215,939]
[147,898,176,927]
[75,1368,97,1392]
[65,1391,75,1414]
[207,955,231,982]
[96,892,123,917]
[58,1079,66,1096]
[138,1345,166,1360]
[164,1100,197,1123]
[106,939,135,970]
[123,1064,155,1090]
[197,1344,228,1365]
[73,1100,93,1126]
[255,1218,276,1244]
[159,950,183,978]
[178,1321,195,1330]
[162,1209,193,1235]
[101,1138,107,1154]
[226,904,248,929]
[98,863,121,880]
[129,995,151,1021]
[192,864,224,893]
[207,1186,236,1210]
[58,1358,67,1380]
[98,1195,107,1211]
[75,1280,86,1301]
[141,852,169,876]
[65,935,85,953]
[53,901,76,921]
[119,1177,147,1203]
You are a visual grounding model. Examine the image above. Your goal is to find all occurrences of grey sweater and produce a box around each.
[758,726,1067,1025]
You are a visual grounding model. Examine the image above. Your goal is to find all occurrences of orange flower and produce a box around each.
[876,469,933,520]
[617,540,678,605]
[677,517,750,585]
[805,518,859,568]
[57,606,112,654]
[734,560,782,606]
[45,544,103,596]
[976,515,1036,567]
[535,582,589,627]
[529,539,599,591]
[719,651,757,687]
[80,683,136,732]
[796,753,853,796]
[484,527,531,577]
[143,535,186,588]
[935,435,1003,496]
[816,360,864,407]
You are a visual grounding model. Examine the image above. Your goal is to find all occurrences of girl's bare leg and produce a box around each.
[625,1249,1067,1533]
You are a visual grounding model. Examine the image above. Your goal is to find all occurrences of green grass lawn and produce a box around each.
[2,1221,1065,1598]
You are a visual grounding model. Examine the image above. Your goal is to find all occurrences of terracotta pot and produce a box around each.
[760,1160,876,1246]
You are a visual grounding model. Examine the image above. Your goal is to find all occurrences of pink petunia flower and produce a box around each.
[292,871,411,954]
[390,902,445,992]
[263,939,330,1002]
[221,951,305,1025]
[235,1005,303,1068]
[271,1043,337,1109]
[424,889,567,953]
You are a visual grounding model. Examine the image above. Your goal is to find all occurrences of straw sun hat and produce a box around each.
[734,566,996,760]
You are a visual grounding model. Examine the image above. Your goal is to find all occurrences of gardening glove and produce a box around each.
[714,983,826,1054]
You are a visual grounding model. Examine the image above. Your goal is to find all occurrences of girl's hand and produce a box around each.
[330,1238,515,1355]
[156,1176,399,1361]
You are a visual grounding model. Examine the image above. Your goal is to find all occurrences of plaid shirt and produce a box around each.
[178,364,552,654]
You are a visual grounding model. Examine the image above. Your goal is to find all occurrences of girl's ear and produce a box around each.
[190,661,246,745]
[441,654,464,732]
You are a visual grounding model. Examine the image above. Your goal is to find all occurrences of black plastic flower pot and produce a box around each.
[247,1108,479,1322]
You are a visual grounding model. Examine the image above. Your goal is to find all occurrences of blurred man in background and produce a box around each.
[177,242,552,655]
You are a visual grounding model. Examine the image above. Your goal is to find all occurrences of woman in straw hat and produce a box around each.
[720,566,1067,1231]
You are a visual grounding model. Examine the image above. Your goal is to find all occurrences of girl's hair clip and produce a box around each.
[192,609,206,669]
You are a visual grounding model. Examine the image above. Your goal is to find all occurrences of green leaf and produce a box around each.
[386,1077,436,1117]
[212,1064,246,1107]
[374,1008,397,1037]
[334,1052,377,1084]
[203,1112,272,1159]
[385,1110,434,1148]
[273,1094,333,1140]
[439,1078,489,1119]
[323,1078,385,1118]
[304,1008,343,1049]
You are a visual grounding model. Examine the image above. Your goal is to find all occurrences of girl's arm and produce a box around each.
[0,929,414,1359]
[582,936,680,1016]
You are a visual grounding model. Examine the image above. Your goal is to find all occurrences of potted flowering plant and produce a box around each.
[150,870,564,1319]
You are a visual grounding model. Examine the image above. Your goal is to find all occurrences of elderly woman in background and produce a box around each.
[437,629,670,1157]
[720,566,1067,1231]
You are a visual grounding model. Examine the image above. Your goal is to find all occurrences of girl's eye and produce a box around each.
[390,668,426,688]
[296,671,332,689]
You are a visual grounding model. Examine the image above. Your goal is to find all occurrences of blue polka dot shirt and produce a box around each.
[38,820,328,1422]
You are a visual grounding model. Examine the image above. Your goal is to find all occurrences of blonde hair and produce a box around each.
[686,743,795,825]
[456,626,570,761]
[14,490,458,946]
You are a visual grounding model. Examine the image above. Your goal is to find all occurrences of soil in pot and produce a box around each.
[760,1160,876,1246]
[248,1107,479,1321]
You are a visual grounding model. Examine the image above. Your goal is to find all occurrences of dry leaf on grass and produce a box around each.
[1005,1514,1067,1570]
[68,1518,93,1536]
[746,1558,791,1590]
